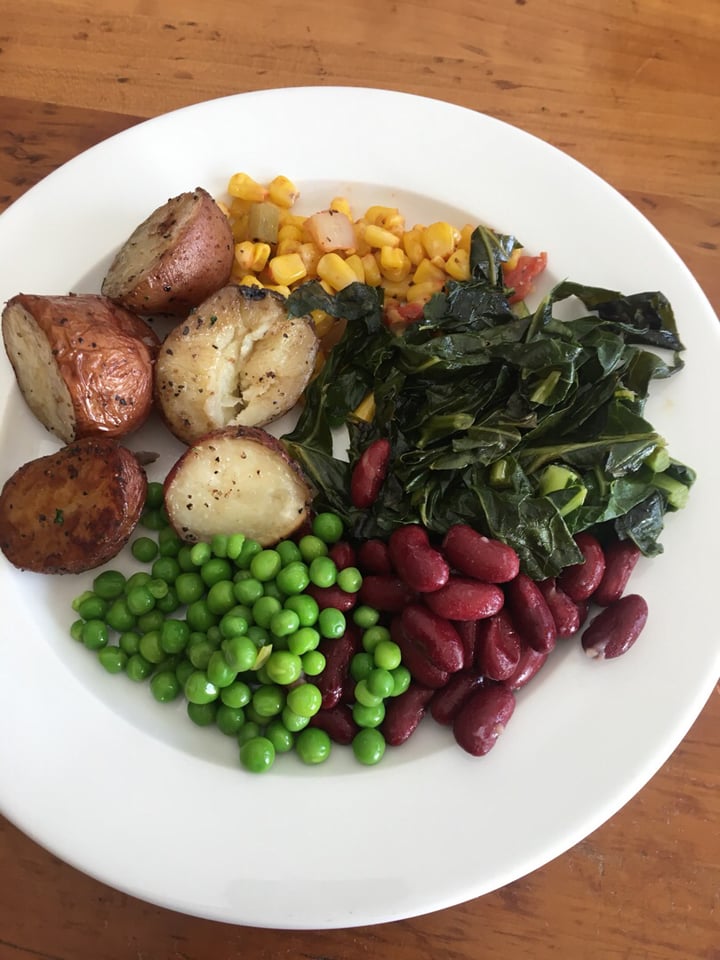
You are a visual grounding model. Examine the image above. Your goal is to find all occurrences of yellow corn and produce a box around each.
[264,283,292,298]
[352,391,376,422]
[279,211,307,229]
[379,246,411,283]
[505,245,523,271]
[234,240,271,273]
[352,220,371,257]
[345,254,365,283]
[228,172,268,203]
[382,279,411,300]
[364,224,401,249]
[407,280,443,303]
[268,175,299,208]
[402,228,425,266]
[422,221,456,260]
[458,224,474,253]
[229,197,253,218]
[267,253,307,287]
[278,223,304,244]
[311,309,336,339]
[297,242,321,277]
[216,200,231,218]
[231,215,249,242]
[413,257,446,286]
[330,196,352,217]
[361,253,382,286]
[445,248,471,282]
[365,205,405,236]
[238,273,263,288]
[276,238,302,257]
[317,252,358,291]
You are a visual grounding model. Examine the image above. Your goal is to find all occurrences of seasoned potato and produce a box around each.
[1,293,159,443]
[101,187,234,316]
[155,284,318,445]
[0,438,147,574]
[163,426,314,546]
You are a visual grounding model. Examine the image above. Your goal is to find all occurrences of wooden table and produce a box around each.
[1,2,718,957]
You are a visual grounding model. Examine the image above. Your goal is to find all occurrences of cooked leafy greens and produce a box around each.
[282,226,695,579]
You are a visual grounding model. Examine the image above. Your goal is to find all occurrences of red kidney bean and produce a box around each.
[474,609,522,681]
[315,626,361,709]
[430,670,485,726]
[391,617,451,689]
[329,540,357,571]
[441,524,520,583]
[306,583,357,612]
[424,577,504,621]
[350,438,391,509]
[453,684,516,756]
[557,532,606,602]
[537,578,582,637]
[592,539,642,606]
[358,574,417,613]
[503,645,549,690]
[401,603,464,673]
[382,682,435,746]
[309,703,359,744]
[356,538,394,575]
[582,593,648,660]
[454,620,480,670]
[504,573,557,653]
[388,525,450,593]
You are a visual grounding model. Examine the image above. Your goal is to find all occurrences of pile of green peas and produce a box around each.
[69,482,407,772]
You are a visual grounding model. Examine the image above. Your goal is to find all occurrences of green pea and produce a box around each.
[354,678,383,707]
[226,533,246,560]
[366,668,395,699]
[249,549,282,582]
[81,619,109,650]
[188,638,217,670]
[126,586,155,617]
[352,604,380,629]
[158,526,182,558]
[270,609,300,638]
[70,619,85,642]
[151,671,181,703]
[76,594,108,621]
[281,705,310,732]
[186,600,218,632]
[159,619,190,654]
[275,539,302,566]
[216,703,246,736]
[311,512,344,544]
[262,580,286,602]
[210,534,229,558]
[252,595,282,629]
[352,701,386,728]
[190,542,212,566]
[174,572,206,605]
[155,586,180,614]
[275,561,310,596]
[295,727,331,765]
[200,557,233,586]
[220,680,252,709]
[390,665,411,696]
[136,609,164,634]
[234,538,263,569]
[139,630,164,664]
[239,736,275,773]
[298,534,328,562]
[244,702,267,726]
[287,626,320,656]
[207,650,238,688]
[105,598,136,633]
[286,682,322,718]
[93,569,126,600]
[318,607,346,639]
[265,651,302,686]
[187,701,218,727]
[125,571,152,592]
[125,653,153,682]
[301,650,326,676]
[337,566,362,594]
[175,658,195,687]
[283,594,319,627]
[206,580,237,615]
[97,646,127,674]
[141,506,169,531]
[352,728,386,765]
[222,635,258,673]
[219,613,249,639]
[362,624,391,653]
[265,719,294,754]
[152,556,181,584]
[119,631,141,656]
[252,684,285,718]
[373,639,402,671]
[147,577,169,600]
[145,481,164,509]
[131,536,158,563]
[350,651,374,682]
[184,670,219,705]
[233,576,265,606]
[309,555,337,588]
[237,721,263,746]
[177,544,197,571]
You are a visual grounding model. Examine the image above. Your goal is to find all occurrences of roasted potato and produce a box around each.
[163,426,314,546]
[154,284,318,445]
[2,293,159,443]
[0,437,147,574]
[101,187,234,316]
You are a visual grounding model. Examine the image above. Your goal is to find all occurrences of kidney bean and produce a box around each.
[430,670,485,726]
[503,645,549,690]
[315,626,361,709]
[306,583,357,612]
[441,524,520,583]
[474,609,522,681]
[538,578,582,637]
[424,577,504,621]
[382,682,435,746]
[401,603,464,673]
[391,616,451,689]
[557,532,606,602]
[454,619,480,669]
[358,574,417,613]
[329,540,357,571]
[309,703,359,745]
[582,593,648,660]
[453,684,516,756]
[356,538,394,575]
[504,573,557,653]
[592,539,642,606]
[350,438,391,509]
[388,525,450,593]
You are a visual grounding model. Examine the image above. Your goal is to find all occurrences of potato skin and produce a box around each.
[101,187,234,316]
[0,438,147,574]
[2,293,159,443]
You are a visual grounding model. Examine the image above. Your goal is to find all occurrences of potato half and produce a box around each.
[0,437,147,574]
[1,293,159,443]
[163,426,314,546]
[155,284,318,445]
[101,187,234,316]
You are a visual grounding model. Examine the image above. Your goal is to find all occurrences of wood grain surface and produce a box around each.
[0,1,718,958]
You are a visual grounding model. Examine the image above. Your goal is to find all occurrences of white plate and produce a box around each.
[0,87,718,930]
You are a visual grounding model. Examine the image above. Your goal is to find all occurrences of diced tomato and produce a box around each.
[503,252,548,304]
[383,298,425,332]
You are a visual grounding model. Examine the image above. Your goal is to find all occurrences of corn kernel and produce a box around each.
[238,274,263,288]
[382,279,411,299]
[402,228,425,266]
[458,224,474,254]
[379,246,411,283]
[330,196,352,217]
[264,283,292,298]
[311,309,336,339]
[364,224,401,249]
[216,200,231,218]
[365,205,404,235]
[422,222,456,260]
[231,215,249,242]
[268,253,307,287]
[352,220,371,257]
[229,197,253,218]
[505,246,523,271]
[278,223,304,244]
[445,248,470,281]
[352,391,376,422]
[345,254,365,283]
[228,172,268,203]
[234,240,271,273]
[407,280,443,303]
[268,175,299,208]
[360,253,381,286]
[297,242,321,277]
[317,252,358,291]
[413,257,446,286]
[276,238,302,257]
[279,211,307,229]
